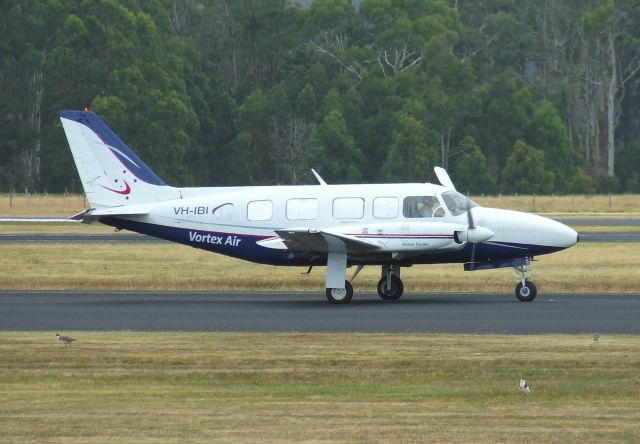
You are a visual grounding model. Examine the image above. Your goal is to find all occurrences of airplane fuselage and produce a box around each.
[99,182,577,267]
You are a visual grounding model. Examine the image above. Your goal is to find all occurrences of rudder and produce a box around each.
[59,110,177,209]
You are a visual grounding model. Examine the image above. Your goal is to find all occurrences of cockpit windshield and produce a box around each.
[441,191,477,216]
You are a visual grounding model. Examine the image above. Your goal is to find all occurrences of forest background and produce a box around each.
[1,0,640,195]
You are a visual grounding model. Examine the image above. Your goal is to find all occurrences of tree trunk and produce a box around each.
[606,28,616,177]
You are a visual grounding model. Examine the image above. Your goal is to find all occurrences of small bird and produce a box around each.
[56,333,76,348]
[519,379,531,399]
[592,333,600,345]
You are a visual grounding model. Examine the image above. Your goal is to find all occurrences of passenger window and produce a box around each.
[247,200,272,221]
[403,196,445,218]
[212,203,234,221]
[373,197,399,219]
[286,198,318,220]
[333,197,364,219]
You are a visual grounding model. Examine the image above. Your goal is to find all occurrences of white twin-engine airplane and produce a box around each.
[60,110,578,304]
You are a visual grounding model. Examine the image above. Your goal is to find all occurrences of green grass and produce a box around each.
[0,332,638,443]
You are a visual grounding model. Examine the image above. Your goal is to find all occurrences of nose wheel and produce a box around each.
[514,264,537,302]
[515,281,537,301]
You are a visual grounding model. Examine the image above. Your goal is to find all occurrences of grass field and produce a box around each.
[0,241,638,293]
[0,332,638,443]
[1,196,639,443]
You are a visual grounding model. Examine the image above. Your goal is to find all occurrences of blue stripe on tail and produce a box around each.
[59,110,166,186]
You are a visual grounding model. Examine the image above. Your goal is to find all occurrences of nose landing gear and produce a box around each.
[514,264,537,302]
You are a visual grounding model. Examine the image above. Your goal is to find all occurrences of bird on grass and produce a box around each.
[592,333,600,345]
[519,379,531,400]
[56,333,76,348]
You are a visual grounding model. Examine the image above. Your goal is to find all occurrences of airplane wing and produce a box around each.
[264,228,384,254]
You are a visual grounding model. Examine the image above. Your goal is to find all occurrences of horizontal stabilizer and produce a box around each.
[90,207,149,217]
[68,206,149,223]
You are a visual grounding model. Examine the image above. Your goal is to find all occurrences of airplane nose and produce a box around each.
[549,219,578,248]
[476,208,578,251]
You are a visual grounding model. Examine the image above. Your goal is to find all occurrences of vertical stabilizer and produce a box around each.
[59,110,178,209]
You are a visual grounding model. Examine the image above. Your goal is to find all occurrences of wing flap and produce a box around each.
[271,228,383,254]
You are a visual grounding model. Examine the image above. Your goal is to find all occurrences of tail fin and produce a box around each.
[59,110,178,209]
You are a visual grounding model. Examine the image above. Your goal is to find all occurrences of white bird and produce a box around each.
[519,379,531,397]
[56,333,76,348]
[592,333,600,344]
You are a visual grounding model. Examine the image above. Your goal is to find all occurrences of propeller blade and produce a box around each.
[434,167,456,190]
[466,192,475,229]
[467,206,475,229]
[469,242,476,270]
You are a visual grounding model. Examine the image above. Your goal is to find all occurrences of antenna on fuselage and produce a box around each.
[311,169,327,186]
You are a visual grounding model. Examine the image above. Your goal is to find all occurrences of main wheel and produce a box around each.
[326,281,353,304]
[515,281,537,302]
[377,275,404,301]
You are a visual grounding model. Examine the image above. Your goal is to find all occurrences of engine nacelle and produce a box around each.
[454,226,495,244]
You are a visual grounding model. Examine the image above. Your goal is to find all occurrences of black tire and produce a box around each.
[377,275,404,301]
[326,281,353,304]
[515,281,537,302]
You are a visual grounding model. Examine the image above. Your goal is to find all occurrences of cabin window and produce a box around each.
[403,196,445,218]
[212,203,234,221]
[373,197,399,219]
[333,197,364,219]
[247,200,273,221]
[286,198,318,220]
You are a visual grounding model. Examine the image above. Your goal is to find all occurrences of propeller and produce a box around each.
[467,198,477,269]
[434,167,494,268]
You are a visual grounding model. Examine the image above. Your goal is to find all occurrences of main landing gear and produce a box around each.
[514,264,537,302]
[377,265,404,301]
[326,281,353,304]
[324,262,406,304]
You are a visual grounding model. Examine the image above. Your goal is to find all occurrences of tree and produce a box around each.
[304,109,364,183]
[452,139,496,195]
[583,0,640,177]
[501,140,554,194]
[526,101,575,190]
[567,167,596,194]
[381,111,437,182]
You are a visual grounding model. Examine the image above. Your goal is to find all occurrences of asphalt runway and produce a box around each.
[1,291,638,334]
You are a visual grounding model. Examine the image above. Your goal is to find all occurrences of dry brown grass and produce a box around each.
[0,242,638,294]
[473,194,640,214]
[0,193,87,216]
[0,332,638,443]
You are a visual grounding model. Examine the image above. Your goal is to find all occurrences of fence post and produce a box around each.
[532,193,536,212]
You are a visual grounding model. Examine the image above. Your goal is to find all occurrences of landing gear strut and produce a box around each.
[514,264,537,302]
[377,265,404,301]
